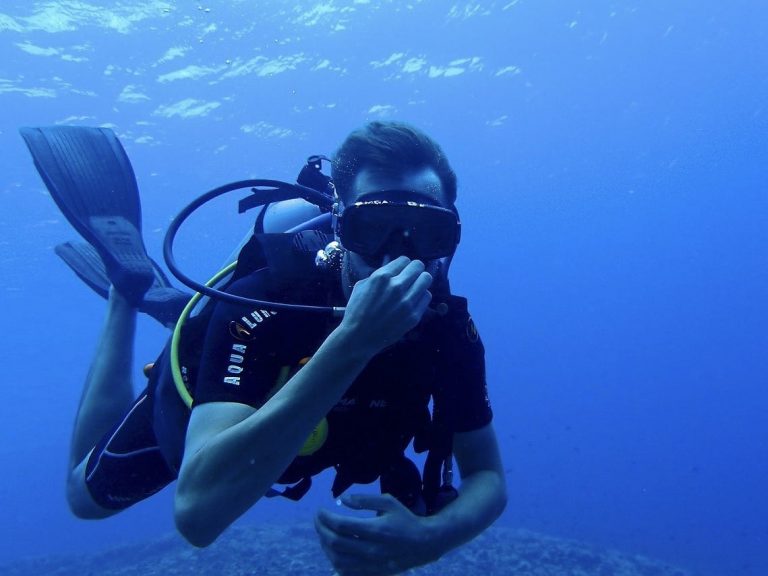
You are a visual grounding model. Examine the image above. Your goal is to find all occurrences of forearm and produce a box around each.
[422,468,507,559]
[420,422,508,558]
[176,325,375,546]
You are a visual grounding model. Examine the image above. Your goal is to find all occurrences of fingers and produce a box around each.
[314,494,399,543]
[341,493,401,514]
[363,259,432,310]
[343,257,433,349]
[316,508,368,540]
[373,255,412,277]
[374,259,432,297]
[315,510,386,569]
[315,511,370,551]
[315,498,417,576]
[373,257,430,284]
[406,273,433,306]
[315,514,381,574]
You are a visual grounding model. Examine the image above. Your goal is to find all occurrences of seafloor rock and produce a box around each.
[0,523,694,575]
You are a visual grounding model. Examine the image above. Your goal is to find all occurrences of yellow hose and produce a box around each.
[171,261,238,409]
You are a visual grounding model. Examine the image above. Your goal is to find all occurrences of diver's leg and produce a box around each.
[67,387,177,519]
[65,294,176,518]
[66,288,137,518]
[69,288,137,469]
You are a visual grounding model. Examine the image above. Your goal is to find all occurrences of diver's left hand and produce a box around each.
[314,493,443,575]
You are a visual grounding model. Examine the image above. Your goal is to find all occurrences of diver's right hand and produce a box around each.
[340,256,433,355]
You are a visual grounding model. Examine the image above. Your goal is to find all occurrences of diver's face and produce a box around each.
[339,167,449,298]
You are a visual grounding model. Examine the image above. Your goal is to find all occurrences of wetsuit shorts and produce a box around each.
[84,387,176,510]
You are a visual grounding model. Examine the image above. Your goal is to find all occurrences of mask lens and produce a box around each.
[408,213,459,259]
[339,201,459,260]
[339,205,393,255]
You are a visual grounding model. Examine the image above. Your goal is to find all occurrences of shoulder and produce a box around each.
[432,295,484,348]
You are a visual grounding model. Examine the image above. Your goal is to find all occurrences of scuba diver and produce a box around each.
[21,121,506,575]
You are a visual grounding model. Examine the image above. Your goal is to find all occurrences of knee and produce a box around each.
[66,467,118,520]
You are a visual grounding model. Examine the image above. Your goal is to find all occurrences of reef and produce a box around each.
[0,524,693,575]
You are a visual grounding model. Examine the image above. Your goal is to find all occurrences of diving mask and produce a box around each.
[336,199,461,261]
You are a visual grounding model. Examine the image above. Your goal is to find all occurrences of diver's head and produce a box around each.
[331,122,461,296]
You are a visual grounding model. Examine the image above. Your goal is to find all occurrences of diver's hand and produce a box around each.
[341,256,432,354]
[315,494,443,576]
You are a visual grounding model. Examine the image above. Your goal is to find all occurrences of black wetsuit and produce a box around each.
[84,240,492,511]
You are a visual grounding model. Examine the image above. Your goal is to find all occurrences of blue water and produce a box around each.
[1,1,766,575]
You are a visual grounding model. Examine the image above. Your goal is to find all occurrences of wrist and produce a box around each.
[416,514,452,562]
[331,320,381,362]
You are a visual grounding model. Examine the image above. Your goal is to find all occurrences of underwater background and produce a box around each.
[0,1,766,575]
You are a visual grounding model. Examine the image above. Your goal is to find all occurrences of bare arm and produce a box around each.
[422,422,508,554]
[175,257,433,547]
[175,324,376,547]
